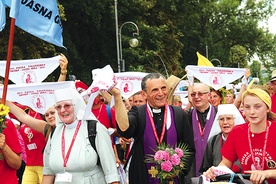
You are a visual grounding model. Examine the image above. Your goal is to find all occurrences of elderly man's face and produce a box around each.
[143,78,167,109]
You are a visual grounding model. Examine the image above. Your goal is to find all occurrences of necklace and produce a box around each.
[247,121,271,170]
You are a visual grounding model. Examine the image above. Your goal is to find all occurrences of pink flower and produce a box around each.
[170,154,181,166]
[163,151,170,161]
[161,160,173,172]
[154,150,164,161]
[175,148,184,158]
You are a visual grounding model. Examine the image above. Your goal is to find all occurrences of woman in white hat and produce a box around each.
[199,103,245,174]
[42,87,120,184]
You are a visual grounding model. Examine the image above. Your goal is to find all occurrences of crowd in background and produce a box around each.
[1,55,276,184]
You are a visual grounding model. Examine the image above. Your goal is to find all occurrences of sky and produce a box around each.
[257,10,275,33]
[263,15,276,34]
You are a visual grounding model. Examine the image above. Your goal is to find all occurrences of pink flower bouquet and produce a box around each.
[145,143,192,184]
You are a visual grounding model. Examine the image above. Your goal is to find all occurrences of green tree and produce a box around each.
[1,0,276,83]
[250,60,263,84]
[229,45,248,68]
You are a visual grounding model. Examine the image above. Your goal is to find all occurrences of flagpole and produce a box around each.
[2,18,15,105]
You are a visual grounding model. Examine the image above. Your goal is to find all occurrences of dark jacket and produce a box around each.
[117,105,195,184]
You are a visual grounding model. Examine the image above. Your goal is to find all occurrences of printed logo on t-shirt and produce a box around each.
[241,149,272,170]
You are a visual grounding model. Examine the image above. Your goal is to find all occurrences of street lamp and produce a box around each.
[114,0,139,72]
[118,22,139,72]
[211,58,222,67]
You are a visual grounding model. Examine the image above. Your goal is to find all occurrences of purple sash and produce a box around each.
[144,106,178,184]
[192,106,215,176]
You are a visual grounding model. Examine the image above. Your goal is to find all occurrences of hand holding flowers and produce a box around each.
[0,104,9,160]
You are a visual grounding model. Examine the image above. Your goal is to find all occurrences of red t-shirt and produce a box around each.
[92,104,117,146]
[19,111,45,166]
[222,122,276,184]
[92,104,116,129]
[0,119,22,184]
[271,94,276,114]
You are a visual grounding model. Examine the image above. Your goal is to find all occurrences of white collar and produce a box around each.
[222,133,227,141]
[64,119,79,129]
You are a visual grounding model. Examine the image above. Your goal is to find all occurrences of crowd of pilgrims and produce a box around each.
[1,56,276,184]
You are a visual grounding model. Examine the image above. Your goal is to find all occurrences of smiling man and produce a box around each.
[110,73,195,184]
[185,83,218,183]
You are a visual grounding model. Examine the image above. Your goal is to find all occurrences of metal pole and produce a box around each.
[206,45,208,59]
[155,53,169,78]
[114,0,121,72]
[119,21,139,72]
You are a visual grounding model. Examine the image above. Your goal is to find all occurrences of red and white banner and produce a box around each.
[82,66,148,119]
[0,81,74,114]
[185,65,246,90]
[0,56,61,84]
[115,71,148,99]
[91,65,117,91]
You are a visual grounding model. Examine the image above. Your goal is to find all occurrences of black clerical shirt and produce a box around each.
[152,106,165,140]
[196,106,210,129]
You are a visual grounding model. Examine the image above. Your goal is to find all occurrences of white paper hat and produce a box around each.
[208,104,245,140]
[55,87,96,123]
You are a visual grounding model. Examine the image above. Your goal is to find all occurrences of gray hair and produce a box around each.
[141,73,165,91]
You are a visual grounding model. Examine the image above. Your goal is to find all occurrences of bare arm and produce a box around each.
[57,53,68,82]
[245,169,276,183]
[233,69,250,109]
[5,100,47,133]
[42,175,55,184]
[101,91,112,105]
[233,83,246,109]
[0,134,22,170]
[109,87,129,131]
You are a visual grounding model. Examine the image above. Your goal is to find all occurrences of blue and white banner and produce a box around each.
[0,81,74,114]
[0,0,5,31]
[3,0,65,48]
[0,55,61,84]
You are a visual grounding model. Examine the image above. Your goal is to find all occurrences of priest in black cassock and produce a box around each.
[110,73,195,184]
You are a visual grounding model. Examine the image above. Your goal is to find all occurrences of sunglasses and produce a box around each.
[45,111,55,117]
[190,92,209,97]
[55,104,74,111]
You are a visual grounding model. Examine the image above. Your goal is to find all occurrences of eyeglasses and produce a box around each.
[45,111,55,117]
[218,117,234,122]
[55,104,74,111]
[190,92,209,97]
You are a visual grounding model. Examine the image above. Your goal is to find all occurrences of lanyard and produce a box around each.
[62,120,82,168]
[248,121,270,170]
[197,119,205,138]
[147,105,168,144]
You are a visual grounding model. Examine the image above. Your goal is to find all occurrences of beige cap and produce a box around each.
[172,94,182,102]
[166,74,186,105]
[270,70,276,82]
